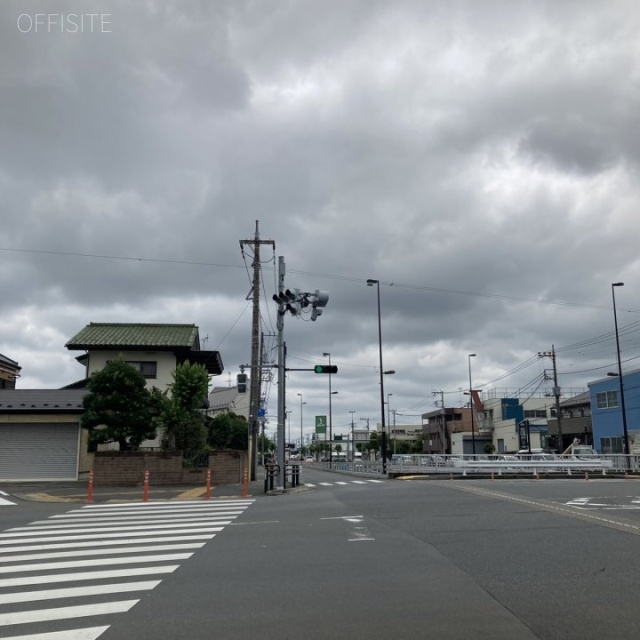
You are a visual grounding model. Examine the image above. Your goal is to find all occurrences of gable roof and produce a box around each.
[0,353,21,378]
[0,389,86,414]
[66,323,200,351]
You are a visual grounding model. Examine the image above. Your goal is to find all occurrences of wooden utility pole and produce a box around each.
[240,221,275,481]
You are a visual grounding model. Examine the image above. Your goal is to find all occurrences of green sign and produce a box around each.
[315,415,327,434]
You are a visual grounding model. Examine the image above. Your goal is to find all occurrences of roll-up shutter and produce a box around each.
[0,423,79,480]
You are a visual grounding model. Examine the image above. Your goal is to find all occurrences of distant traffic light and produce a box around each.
[237,373,247,393]
[314,365,338,374]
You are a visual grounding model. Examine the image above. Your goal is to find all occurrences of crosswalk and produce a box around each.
[0,498,254,639]
[305,479,385,489]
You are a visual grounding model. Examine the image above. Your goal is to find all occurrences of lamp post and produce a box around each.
[367,278,387,472]
[297,394,306,459]
[322,352,334,463]
[611,283,630,458]
[286,410,292,453]
[387,393,393,453]
[468,353,477,455]
[350,410,356,462]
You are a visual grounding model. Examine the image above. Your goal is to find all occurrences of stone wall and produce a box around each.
[93,450,248,486]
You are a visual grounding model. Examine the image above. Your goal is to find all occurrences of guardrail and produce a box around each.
[318,454,639,477]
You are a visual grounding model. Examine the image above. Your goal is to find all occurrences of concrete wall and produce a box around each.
[92,450,248,486]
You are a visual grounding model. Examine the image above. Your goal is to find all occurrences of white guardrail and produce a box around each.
[321,454,640,477]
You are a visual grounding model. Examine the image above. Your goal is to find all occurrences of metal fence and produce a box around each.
[319,453,640,477]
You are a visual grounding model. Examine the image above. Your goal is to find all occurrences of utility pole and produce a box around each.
[240,221,275,481]
[539,346,563,453]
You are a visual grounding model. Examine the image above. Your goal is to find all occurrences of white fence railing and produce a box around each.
[320,454,639,476]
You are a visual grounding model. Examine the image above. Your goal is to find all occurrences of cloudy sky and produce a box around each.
[2,0,640,441]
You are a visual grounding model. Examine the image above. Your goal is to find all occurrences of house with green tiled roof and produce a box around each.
[66,322,224,392]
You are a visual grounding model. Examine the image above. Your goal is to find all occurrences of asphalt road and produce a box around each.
[2,468,640,639]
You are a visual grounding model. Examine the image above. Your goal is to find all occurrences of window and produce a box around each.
[596,390,618,409]
[125,361,157,378]
[600,436,623,454]
[524,409,548,418]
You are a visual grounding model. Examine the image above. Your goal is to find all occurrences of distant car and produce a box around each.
[304,456,314,462]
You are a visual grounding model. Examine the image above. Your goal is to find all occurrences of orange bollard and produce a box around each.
[143,469,150,502]
[87,470,94,504]
[242,467,248,498]
[206,468,212,500]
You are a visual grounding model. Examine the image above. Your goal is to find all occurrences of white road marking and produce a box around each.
[335,482,348,485]
[1,626,109,640]
[0,535,215,554]
[0,600,138,627]
[49,509,245,521]
[5,521,233,535]
[0,543,204,564]
[351,481,367,485]
[0,527,225,544]
[0,497,16,506]
[0,566,179,589]
[7,517,234,533]
[81,499,254,509]
[319,482,333,486]
[0,580,161,605]
[0,553,193,574]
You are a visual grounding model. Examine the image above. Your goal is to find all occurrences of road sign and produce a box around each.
[315,415,327,434]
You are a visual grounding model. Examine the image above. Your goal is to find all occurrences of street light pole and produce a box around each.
[387,393,393,454]
[367,279,387,473]
[612,283,630,458]
[297,393,306,459]
[468,353,477,456]
[286,410,292,453]
[350,410,356,461]
[323,352,333,464]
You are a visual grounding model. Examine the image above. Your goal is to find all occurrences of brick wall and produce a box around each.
[93,450,248,486]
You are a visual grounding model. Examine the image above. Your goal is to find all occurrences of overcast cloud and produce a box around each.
[2,0,640,440]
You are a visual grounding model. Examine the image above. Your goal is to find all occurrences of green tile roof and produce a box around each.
[66,323,200,350]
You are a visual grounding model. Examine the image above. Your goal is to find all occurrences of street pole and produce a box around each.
[323,352,333,464]
[468,353,476,456]
[367,279,387,473]
[350,410,356,461]
[612,282,631,459]
[297,393,306,459]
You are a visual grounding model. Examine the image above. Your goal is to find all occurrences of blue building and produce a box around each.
[588,369,640,454]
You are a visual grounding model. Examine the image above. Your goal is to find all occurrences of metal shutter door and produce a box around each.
[0,423,79,480]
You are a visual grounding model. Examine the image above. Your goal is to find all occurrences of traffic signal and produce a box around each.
[237,373,247,393]
[314,365,338,374]
[311,290,329,321]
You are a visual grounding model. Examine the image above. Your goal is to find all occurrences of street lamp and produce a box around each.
[322,352,334,463]
[387,393,393,451]
[468,354,477,455]
[350,410,356,462]
[367,278,387,472]
[611,282,630,458]
[286,410,292,452]
[296,394,306,460]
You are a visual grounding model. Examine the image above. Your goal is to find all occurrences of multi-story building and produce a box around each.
[588,369,640,454]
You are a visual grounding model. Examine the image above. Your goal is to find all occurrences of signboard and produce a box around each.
[315,415,327,435]
[518,420,530,450]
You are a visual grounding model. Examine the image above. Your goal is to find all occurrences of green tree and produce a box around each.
[207,412,248,450]
[81,360,159,450]
[157,362,210,451]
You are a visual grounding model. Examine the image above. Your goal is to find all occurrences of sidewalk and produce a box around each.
[7,476,270,504]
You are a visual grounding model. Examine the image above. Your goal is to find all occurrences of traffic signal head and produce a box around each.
[311,290,329,321]
[314,365,338,374]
